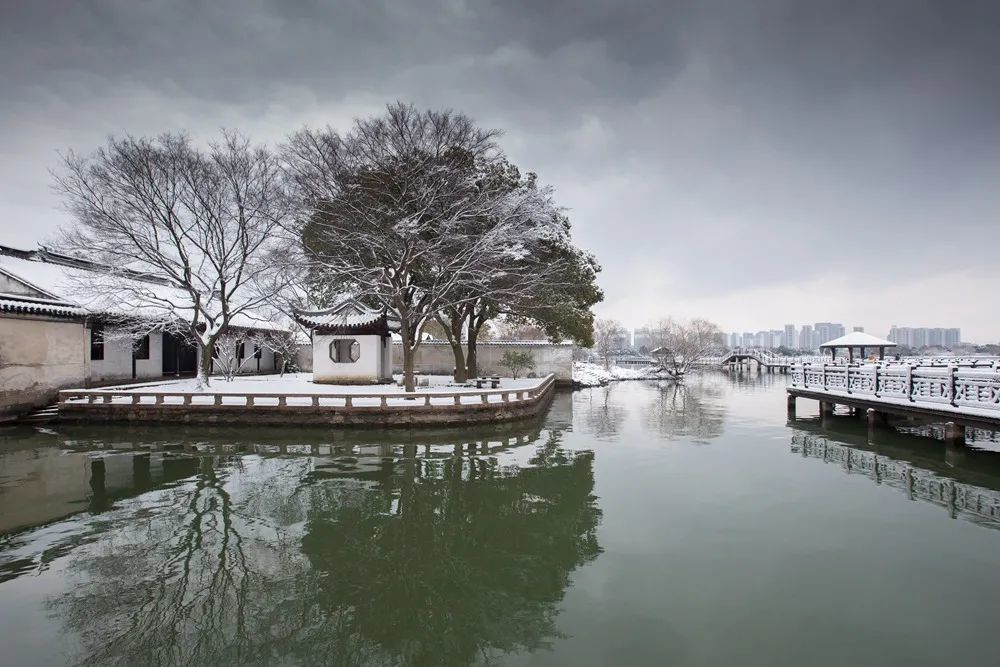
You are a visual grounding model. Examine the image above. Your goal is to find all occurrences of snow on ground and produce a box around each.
[573,362,678,387]
[94,372,542,395]
[63,373,548,408]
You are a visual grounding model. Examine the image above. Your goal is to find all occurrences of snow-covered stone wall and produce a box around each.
[392,341,574,383]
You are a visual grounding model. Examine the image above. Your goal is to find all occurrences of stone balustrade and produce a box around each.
[57,375,557,427]
[790,363,1000,414]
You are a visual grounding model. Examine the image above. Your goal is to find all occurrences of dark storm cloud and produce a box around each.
[1,0,998,338]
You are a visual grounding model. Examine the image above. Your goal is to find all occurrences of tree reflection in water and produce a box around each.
[642,378,725,443]
[46,431,601,666]
[578,385,628,438]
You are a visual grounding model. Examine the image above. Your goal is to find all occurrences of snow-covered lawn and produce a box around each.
[96,372,540,394]
[64,373,548,408]
[573,362,680,387]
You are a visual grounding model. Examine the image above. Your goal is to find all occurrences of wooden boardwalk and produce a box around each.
[788,362,1000,441]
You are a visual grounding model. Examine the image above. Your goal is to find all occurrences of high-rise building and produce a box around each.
[813,322,846,348]
[853,326,864,333]
[888,325,962,349]
[633,327,652,352]
[784,324,797,349]
[729,332,741,348]
[800,324,814,351]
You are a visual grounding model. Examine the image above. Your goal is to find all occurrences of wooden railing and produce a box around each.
[59,374,556,411]
[790,363,1000,413]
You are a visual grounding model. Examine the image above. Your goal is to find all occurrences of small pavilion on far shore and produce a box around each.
[820,332,897,362]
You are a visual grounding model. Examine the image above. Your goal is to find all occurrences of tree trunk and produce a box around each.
[438,312,467,382]
[399,316,418,392]
[196,341,214,389]
[403,345,416,392]
[466,323,479,379]
[449,339,467,382]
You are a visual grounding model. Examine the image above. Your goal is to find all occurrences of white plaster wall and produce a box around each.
[295,343,313,372]
[207,341,278,375]
[313,334,383,384]
[0,315,86,418]
[381,337,392,381]
[392,341,575,382]
[87,330,163,383]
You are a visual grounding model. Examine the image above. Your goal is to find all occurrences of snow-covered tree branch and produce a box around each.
[52,131,293,387]
[650,318,723,377]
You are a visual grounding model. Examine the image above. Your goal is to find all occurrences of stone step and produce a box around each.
[18,404,59,423]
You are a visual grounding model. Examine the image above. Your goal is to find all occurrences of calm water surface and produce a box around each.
[2,373,1000,666]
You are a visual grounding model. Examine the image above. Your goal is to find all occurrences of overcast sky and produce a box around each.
[1,0,997,341]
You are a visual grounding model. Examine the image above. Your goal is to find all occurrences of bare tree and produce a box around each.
[650,318,723,377]
[255,329,302,376]
[593,318,625,370]
[52,132,292,388]
[285,103,562,391]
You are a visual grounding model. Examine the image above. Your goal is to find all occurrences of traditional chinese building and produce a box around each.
[295,300,400,384]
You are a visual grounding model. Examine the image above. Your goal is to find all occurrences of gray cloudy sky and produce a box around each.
[1,0,998,341]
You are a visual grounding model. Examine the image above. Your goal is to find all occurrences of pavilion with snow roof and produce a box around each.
[819,331,897,362]
[295,300,400,384]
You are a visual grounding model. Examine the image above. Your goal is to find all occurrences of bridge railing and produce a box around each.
[790,363,1000,413]
[719,348,827,366]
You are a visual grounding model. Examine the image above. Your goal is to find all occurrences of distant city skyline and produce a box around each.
[629,321,970,352]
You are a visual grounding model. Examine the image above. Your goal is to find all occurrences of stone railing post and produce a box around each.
[949,366,958,407]
[343,396,352,408]
[380,396,388,408]
[214,394,223,406]
[873,365,880,397]
[822,363,827,391]
[905,366,914,402]
[845,366,851,394]
[246,395,256,407]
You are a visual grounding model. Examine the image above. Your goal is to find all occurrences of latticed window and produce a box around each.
[329,339,360,363]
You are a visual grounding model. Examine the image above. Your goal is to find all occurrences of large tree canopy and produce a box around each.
[286,103,571,389]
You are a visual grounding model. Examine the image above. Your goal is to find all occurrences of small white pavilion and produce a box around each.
[820,332,897,362]
[295,300,400,384]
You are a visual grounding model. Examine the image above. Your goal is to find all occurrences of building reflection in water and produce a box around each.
[790,421,1000,528]
[0,389,603,665]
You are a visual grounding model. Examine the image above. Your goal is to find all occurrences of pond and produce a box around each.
[2,372,1000,666]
